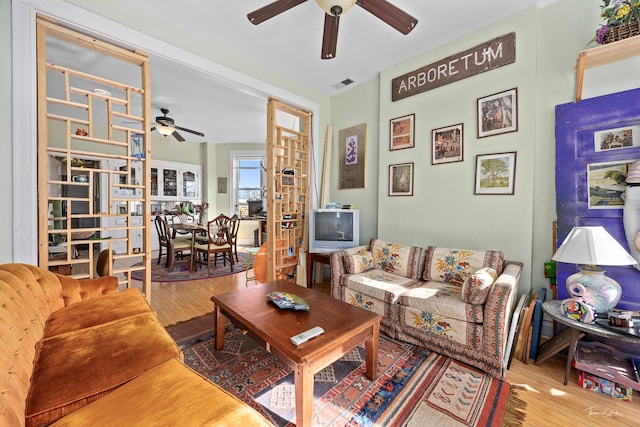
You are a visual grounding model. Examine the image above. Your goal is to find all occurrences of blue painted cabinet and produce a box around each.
[556,88,640,311]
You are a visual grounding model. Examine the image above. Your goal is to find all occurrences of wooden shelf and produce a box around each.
[576,36,640,100]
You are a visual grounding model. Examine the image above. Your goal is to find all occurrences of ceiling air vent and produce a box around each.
[332,77,355,90]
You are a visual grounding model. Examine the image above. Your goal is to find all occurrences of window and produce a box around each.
[231,151,265,219]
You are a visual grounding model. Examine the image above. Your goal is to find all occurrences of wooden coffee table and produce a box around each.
[211,280,381,427]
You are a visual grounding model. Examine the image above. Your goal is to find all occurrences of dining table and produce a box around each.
[170,222,207,271]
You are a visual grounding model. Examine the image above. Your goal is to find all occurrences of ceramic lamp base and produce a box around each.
[566,265,622,314]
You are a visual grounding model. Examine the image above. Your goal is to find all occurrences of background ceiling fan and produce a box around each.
[152,108,205,141]
[248,0,418,59]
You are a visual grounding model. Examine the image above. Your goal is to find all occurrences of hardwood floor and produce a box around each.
[147,256,640,426]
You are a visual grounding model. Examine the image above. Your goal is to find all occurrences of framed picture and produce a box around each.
[594,125,640,152]
[587,160,633,209]
[474,152,517,195]
[131,133,145,159]
[432,123,463,165]
[389,162,414,196]
[477,88,518,138]
[217,177,227,194]
[339,123,366,189]
[389,114,415,151]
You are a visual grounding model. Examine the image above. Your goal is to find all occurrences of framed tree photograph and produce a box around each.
[474,152,517,195]
[432,123,463,165]
[477,88,518,138]
[389,114,415,151]
[389,162,414,196]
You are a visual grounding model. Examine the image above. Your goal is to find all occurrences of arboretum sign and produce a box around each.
[391,33,516,102]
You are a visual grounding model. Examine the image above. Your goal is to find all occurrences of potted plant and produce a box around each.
[596,0,640,44]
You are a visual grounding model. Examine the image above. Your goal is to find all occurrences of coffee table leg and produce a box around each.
[214,304,225,351]
[294,363,313,427]
[364,322,380,380]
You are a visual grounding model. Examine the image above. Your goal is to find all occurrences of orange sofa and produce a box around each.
[0,263,272,427]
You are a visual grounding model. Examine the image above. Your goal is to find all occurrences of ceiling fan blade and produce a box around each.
[356,0,417,35]
[175,125,204,138]
[172,130,186,142]
[248,0,308,25]
[321,13,340,59]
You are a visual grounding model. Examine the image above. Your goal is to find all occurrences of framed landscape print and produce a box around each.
[432,123,463,165]
[587,160,632,209]
[474,152,517,195]
[477,88,518,138]
[389,162,414,196]
[389,114,415,151]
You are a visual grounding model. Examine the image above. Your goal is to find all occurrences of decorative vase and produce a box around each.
[566,266,622,314]
[623,185,640,267]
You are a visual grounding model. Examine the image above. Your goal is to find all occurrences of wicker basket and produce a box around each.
[605,16,640,43]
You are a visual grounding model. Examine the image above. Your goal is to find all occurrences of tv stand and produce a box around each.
[307,252,331,289]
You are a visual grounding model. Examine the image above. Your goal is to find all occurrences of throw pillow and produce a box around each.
[344,250,374,274]
[461,267,498,305]
[424,247,504,283]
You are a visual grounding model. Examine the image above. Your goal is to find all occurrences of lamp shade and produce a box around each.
[316,0,357,15]
[552,226,637,266]
[156,125,173,136]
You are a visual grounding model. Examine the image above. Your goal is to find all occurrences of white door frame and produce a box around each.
[12,0,320,263]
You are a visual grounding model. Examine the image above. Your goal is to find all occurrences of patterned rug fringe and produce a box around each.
[502,385,528,427]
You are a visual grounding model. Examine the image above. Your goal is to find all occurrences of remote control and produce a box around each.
[290,326,324,345]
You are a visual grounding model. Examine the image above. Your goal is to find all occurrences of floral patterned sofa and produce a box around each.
[329,239,522,378]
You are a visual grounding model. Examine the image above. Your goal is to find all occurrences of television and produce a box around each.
[308,209,360,253]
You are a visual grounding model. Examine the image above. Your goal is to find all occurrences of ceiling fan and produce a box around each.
[152,108,205,141]
[247,0,418,59]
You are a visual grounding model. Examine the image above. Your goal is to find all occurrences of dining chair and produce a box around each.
[193,214,234,276]
[171,213,195,240]
[154,215,191,271]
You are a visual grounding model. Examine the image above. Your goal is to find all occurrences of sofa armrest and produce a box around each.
[329,245,370,299]
[56,274,119,306]
[482,261,522,359]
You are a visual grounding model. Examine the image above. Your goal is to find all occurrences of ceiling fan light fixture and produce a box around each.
[316,0,356,16]
[156,125,174,137]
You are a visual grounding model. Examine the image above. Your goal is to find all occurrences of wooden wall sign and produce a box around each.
[391,32,516,102]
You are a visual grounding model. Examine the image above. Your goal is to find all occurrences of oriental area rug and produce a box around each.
[130,252,248,282]
[167,314,526,426]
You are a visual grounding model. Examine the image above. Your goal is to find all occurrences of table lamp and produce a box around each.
[552,226,637,320]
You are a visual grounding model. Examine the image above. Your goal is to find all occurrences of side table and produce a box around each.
[539,300,640,385]
[306,252,330,288]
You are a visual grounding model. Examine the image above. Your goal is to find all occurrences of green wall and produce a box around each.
[327,0,638,293]
[1,0,12,262]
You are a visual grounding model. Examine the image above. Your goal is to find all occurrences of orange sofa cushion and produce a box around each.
[25,313,181,427]
[50,359,273,426]
[43,288,152,338]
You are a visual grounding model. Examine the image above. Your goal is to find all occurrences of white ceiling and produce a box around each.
[52,0,555,144]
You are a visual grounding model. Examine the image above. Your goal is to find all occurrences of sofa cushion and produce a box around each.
[50,359,272,427]
[461,267,498,305]
[43,288,152,338]
[346,269,423,304]
[423,247,504,284]
[370,239,427,280]
[344,250,374,274]
[397,281,484,323]
[26,312,181,427]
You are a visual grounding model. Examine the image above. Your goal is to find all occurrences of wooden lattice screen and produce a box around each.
[36,17,152,300]
[266,98,311,284]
